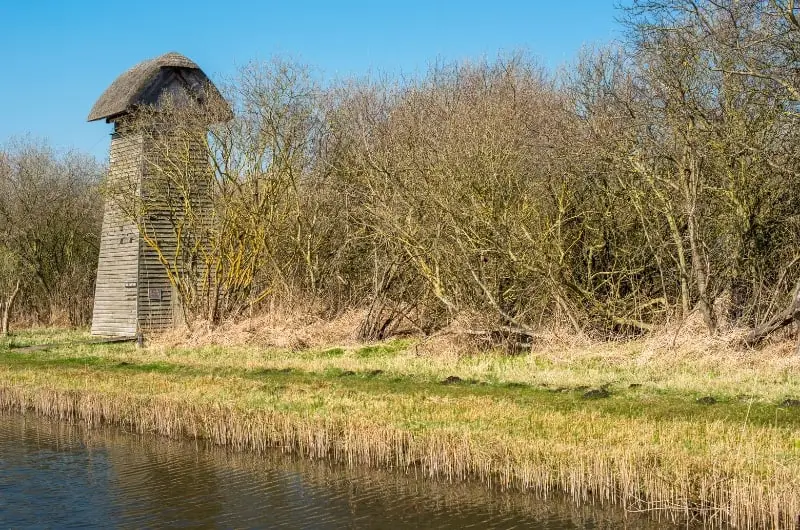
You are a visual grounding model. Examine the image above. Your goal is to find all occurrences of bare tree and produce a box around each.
[0,138,103,329]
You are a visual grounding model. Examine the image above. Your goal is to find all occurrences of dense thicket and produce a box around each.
[18,0,800,345]
[0,139,103,333]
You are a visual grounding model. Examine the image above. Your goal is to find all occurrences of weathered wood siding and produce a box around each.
[137,131,209,331]
[90,133,142,337]
[137,237,176,331]
[137,145,178,332]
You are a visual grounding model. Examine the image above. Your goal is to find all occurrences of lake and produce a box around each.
[0,413,675,528]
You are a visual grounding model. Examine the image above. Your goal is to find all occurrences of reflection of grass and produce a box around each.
[0,329,798,528]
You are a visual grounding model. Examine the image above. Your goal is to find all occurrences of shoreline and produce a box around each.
[1,329,798,528]
[0,411,669,529]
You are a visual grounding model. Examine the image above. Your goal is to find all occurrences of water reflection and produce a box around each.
[0,414,676,529]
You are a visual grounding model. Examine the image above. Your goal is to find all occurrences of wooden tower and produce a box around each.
[88,52,223,337]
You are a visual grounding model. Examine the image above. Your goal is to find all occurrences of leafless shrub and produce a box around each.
[0,138,102,332]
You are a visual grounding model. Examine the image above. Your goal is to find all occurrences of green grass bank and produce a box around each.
[0,328,798,528]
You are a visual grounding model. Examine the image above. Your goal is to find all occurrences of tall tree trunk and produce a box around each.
[684,152,716,333]
[1,280,21,337]
[688,208,715,332]
[665,210,691,317]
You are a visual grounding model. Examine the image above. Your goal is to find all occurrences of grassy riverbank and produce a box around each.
[0,328,798,528]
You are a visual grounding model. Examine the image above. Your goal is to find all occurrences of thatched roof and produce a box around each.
[88,52,212,122]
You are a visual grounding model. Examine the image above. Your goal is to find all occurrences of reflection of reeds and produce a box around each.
[0,383,797,529]
[2,413,663,529]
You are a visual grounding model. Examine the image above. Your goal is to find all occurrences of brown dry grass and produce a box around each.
[157,308,366,350]
[149,309,800,402]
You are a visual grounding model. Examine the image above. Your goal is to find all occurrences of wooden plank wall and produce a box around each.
[90,133,142,337]
[137,211,176,331]
[137,131,210,331]
[137,131,177,332]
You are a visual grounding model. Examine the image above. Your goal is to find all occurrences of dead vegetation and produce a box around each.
[152,305,800,362]
[156,307,366,350]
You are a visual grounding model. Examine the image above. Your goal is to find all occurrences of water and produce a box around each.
[0,414,673,529]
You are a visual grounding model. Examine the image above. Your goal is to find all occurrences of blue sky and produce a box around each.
[0,1,620,160]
